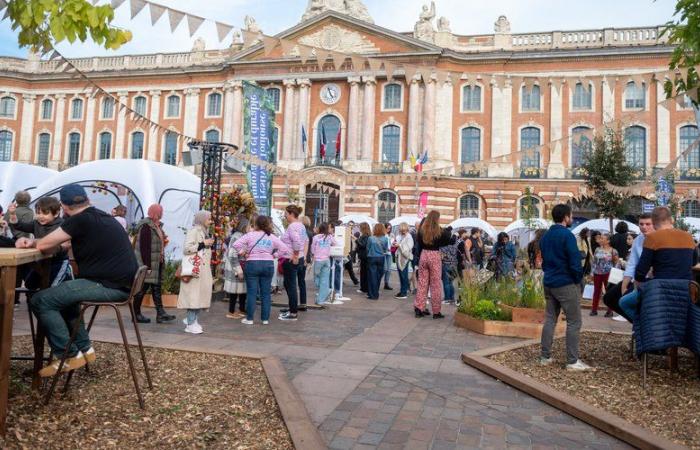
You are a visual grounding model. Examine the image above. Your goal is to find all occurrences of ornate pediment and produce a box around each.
[296,24,379,54]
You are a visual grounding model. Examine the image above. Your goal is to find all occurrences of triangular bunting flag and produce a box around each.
[167,8,186,32]
[297,45,313,64]
[49,50,61,60]
[279,39,296,56]
[149,3,166,25]
[679,67,690,84]
[367,58,382,74]
[187,14,205,37]
[403,65,417,83]
[110,0,126,8]
[261,36,279,56]
[215,22,233,42]
[384,61,396,80]
[331,51,346,71]
[350,55,365,73]
[129,0,147,19]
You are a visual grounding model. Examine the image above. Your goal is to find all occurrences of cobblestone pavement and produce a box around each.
[13,278,632,449]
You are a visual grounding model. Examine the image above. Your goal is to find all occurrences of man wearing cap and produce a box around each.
[16,184,138,377]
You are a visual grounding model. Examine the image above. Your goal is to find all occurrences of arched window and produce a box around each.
[520,127,541,175]
[101,97,114,119]
[383,83,402,110]
[0,96,16,118]
[164,131,178,165]
[37,133,50,167]
[207,93,222,116]
[0,130,12,161]
[133,96,147,116]
[98,132,112,159]
[381,125,400,164]
[462,85,481,111]
[572,82,592,110]
[205,129,220,142]
[624,126,646,169]
[460,127,480,163]
[683,200,700,218]
[625,82,646,109]
[68,133,80,166]
[680,125,700,178]
[131,132,144,159]
[376,191,397,224]
[459,194,480,218]
[317,115,341,162]
[166,95,180,118]
[521,85,540,111]
[266,87,281,112]
[41,99,53,120]
[571,126,593,171]
[519,196,542,219]
[70,98,83,120]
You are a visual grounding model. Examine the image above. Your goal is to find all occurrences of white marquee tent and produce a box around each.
[30,160,200,258]
[448,218,499,239]
[0,162,57,209]
[503,219,551,248]
[571,219,640,236]
[389,216,421,228]
[681,217,700,239]
[339,214,378,227]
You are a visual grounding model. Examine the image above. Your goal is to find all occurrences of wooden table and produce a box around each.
[0,248,49,437]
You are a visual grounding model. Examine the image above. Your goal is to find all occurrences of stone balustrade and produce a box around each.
[510,26,666,50]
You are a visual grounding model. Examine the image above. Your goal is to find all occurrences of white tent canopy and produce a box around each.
[339,214,377,227]
[0,162,57,209]
[681,217,700,239]
[389,215,421,228]
[504,219,552,248]
[270,209,286,236]
[448,218,499,239]
[31,160,200,258]
[571,219,640,236]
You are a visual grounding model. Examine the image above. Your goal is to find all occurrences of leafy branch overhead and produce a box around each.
[5,0,131,52]
[662,0,700,103]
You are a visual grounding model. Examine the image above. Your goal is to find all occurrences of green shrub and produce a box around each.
[518,269,545,309]
[469,299,511,321]
[161,260,181,295]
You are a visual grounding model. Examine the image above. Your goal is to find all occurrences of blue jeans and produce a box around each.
[367,256,384,299]
[283,259,302,313]
[244,260,274,321]
[619,290,639,323]
[328,258,342,294]
[314,259,331,304]
[398,264,409,296]
[30,278,129,358]
[442,265,455,301]
[384,254,392,287]
[186,309,201,325]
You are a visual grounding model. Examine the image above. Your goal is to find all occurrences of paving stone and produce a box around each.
[337,426,364,439]
[431,441,457,450]
[329,436,356,450]
[367,421,392,434]
[357,432,384,446]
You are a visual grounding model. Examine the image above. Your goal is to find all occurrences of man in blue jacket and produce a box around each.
[538,204,591,371]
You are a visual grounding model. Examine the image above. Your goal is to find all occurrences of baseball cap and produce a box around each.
[59,184,88,206]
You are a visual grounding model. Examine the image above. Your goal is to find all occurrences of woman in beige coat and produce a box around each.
[177,210,214,334]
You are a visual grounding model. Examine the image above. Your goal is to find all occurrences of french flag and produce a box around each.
[335,128,341,159]
[320,123,327,159]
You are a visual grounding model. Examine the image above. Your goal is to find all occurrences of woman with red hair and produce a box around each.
[132,204,176,324]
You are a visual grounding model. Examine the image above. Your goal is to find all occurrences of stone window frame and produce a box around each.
[381,81,404,112]
[379,120,403,164]
[97,129,113,160]
[69,96,84,121]
[205,90,223,118]
[165,93,182,119]
[35,130,52,166]
[375,189,399,224]
[39,97,54,121]
[459,123,483,164]
[129,129,146,159]
[0,127,15,161]
[65,129,82,166]
[457,193,482,219]
[0,94,18,120]
[132,94,148,117]
[570,81,596,112]
[460,82,484,113]
[519,83,543,113]
[623,81,648,112]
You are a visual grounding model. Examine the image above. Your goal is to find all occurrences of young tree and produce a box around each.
[520,186,539,229]
[581,127,636,232]
[4,0,131,52]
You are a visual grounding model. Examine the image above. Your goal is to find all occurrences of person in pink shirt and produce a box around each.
[312,223,337,305]
[233,215,290,325]
[279,205,309,321]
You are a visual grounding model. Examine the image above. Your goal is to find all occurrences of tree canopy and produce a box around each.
[662,0,700,103]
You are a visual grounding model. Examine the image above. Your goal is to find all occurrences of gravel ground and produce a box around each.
[490,332,700,449]
[1,337,293,450]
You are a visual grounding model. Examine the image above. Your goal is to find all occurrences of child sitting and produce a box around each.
[8,197,73,289]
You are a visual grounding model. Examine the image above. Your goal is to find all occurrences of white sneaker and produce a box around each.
[192,322,203,333]
[184,324,203,334]
[182,318,188,326]
[262,320,269,325]
[241,319,254,325]
[539,357,554,366]
[566,360,593,371]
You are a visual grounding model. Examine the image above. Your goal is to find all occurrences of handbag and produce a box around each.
[179,250,203,283]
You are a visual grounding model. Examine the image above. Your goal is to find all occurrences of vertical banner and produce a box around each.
[243,82,276,216]
[418,192,428,219]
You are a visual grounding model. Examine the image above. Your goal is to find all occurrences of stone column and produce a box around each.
[231,81,244,150]
[222,81,235,143]
[281,79,297,162]
[548,82,565,178]
[115,91,128,159]
[183,88,200,140]
[433,77,453,165]
[422,76,437,160]
[147,90,161,160]
[18,94,36,163]
[602,78,615,122]
[296,79,311,164]
[360,76,376,162]
[52,94,66,166]
[347,76,362,161]
[407,77,421,156]
[489,77,513,177]
[83,94,96,161]
[656,83,671,165]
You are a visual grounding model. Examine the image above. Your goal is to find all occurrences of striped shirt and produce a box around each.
[635,228,697,282]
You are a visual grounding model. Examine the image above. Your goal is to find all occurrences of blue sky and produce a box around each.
[0,0,678,58]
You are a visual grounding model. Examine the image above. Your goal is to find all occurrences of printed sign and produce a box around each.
[243,83,276,216]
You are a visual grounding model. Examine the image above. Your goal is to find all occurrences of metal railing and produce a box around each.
[304,158,343,169]
[372,162,401,174]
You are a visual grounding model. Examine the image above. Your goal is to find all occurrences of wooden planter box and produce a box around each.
[453,311,565,339]
[143,293,178,308]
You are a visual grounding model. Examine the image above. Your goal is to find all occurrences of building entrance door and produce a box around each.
[305,183,340,227]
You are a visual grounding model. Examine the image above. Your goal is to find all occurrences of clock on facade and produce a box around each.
[320,83,341,105]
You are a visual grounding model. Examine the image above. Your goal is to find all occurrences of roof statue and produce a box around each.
[437,16,451,33]
[301,0,374,23]
[244,15,261,33]
[494,15,511,33]
[414,1,436,43]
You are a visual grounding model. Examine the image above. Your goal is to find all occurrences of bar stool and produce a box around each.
[44,266,152,408]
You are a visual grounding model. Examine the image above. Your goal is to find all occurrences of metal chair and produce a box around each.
[44,266,152,408]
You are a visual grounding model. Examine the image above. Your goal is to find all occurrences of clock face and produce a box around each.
[320,83,341,105]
